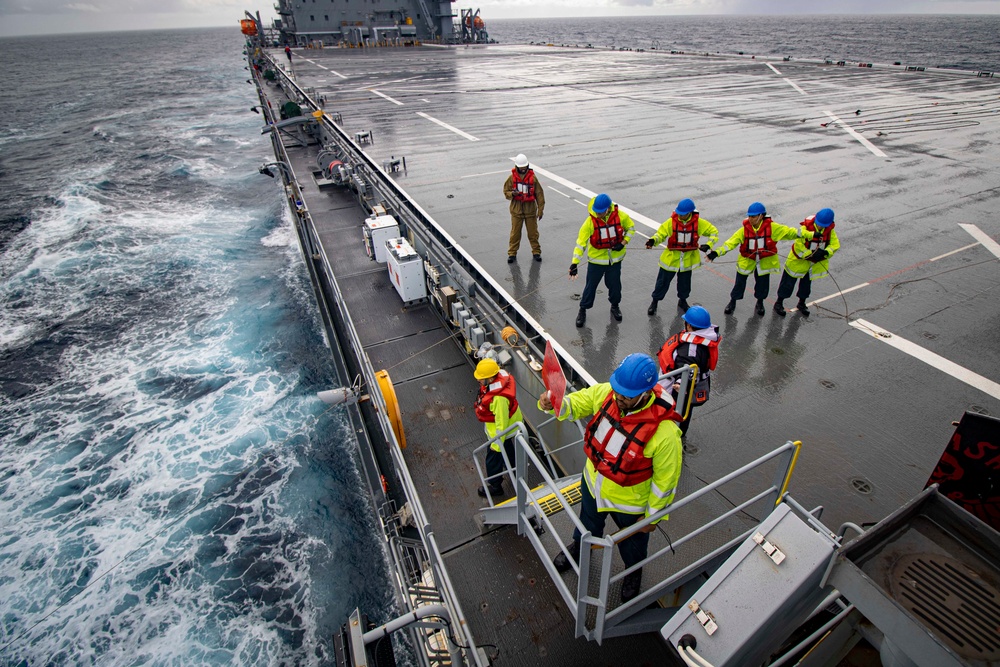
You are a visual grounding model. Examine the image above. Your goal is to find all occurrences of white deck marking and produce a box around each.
[416,112,479,141]
[850,319,1000,400]
[808,282,871,306]
[930,242,980,262]
[331,70,348,79]
[519,161,661,230]
[823,111,888,158]
[959,223,1000,259]
[315,64,329,70]
[783,78,808,95]
[371,89,404,106]
[420,98,431,103]
[460,169,509,179]
[547,186,573,199]
[766,63,782,75]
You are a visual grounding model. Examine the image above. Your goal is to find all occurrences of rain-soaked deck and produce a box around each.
[284,43,1000,533]
[261,43,1000,663]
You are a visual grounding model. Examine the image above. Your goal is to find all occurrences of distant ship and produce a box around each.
[240,11,1000,666]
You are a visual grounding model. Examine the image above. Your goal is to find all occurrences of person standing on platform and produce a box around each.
[503,154,545,264]
[284,45,292,62]
[773,208,840,317]
[569,194,635,327]
[657,306,720,439]
[539,353,682,602]
[473,359,523,499]
[707,202,801,316]
[645,198,718,315]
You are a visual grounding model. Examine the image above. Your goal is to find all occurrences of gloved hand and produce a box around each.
[808,249,828,263]
[612,243,625,251]
[645,238,656,249]
[569,263,578,277]
[707,251,719,261]
[699,244,711,253]
[538,211,544,220]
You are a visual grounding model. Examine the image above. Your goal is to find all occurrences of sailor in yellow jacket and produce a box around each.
[773,208,841,317]
[707,202,801,316]
[538,353,682,603]
[644,198,718,315]
[569,194,635,328]
[473,359,524,499]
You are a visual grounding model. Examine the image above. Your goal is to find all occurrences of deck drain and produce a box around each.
[889,554,1000,660]
[970,405,992,416]
[771,347,785,355]
[850,478,873,495]
[923,331,938,340]
[819,379,837,389]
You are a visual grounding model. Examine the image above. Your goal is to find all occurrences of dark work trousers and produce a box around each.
[731,269,770,301]
[579,262,622,310]
[678,408,694,437]
[571,477,650,570]
[776,271,812,301]
[484,436,516,491]
[651,268,692,301]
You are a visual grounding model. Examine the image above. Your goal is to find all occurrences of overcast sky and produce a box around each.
[1,0,998,37]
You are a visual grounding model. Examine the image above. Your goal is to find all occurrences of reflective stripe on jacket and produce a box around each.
[716,218,801,275]
[572,198,636,266]
[475,371,523,450]
[650,214,718,272]
[782,216,840,280]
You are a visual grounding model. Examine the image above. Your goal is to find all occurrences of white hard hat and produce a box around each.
[514,154,528,168]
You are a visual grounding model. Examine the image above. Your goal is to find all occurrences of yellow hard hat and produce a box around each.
[474,359,500,380]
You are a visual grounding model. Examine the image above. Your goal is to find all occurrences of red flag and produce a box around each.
[542,339,566,415]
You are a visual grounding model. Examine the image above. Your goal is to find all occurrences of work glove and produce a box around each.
[645,238,656,249]
[537,212,543,220]
[699,244,711,253]
[808,249,828,263]
[569,263,578,277]
[612,243,625,251]
[707,251,719,261]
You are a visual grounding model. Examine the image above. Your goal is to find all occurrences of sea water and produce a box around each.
[0,28,393,665]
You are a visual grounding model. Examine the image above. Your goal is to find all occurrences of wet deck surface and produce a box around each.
[285,44,1000,533]
[265,44,1000,661]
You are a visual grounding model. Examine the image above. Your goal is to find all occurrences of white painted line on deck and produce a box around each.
[460,169,509,179]
[850,319,1000,400]
[783,78,808,95]
[331,70,348,79]
[823,110,888,158]
[416,112,479,141]
[519,161,661,230]
[808,282,870,306]
[547,186,573,199]
[959,223,1000,259]
[371,89,404,106]
[420,98,431,103]
[766,63,782,75]
[931,242,980,262]
[315,64,329,71]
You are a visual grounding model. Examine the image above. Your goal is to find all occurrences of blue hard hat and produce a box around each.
[747,202,766,217]
[610,353,659,398]
[815,208,835,228]
[683,305,712,330]
[592,194,612,214]
[675,198,696,216]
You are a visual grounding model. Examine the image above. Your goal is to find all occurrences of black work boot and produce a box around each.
[755,299,766,316]
[553,541,580,573]
[507,255,516,264]
[797,299,810,317]
[575,309,586,328]
[477,485,505,499]
[723,299,736,315]
[773,299,786,317]
[610,304,622,322]
[647,300,658,316]
[677,298,690,312]
[621,570,642,602]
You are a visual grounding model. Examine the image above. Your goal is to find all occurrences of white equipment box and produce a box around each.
[386,237,427,303]
[363,214,400,263]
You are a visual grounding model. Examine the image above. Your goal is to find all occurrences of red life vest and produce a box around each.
[510,168,536,202]
[739,217,778,259]
[667,212,700,251]
[589,205,624,249]
[474,370,519,423]
[583,385,679,486]
[658,331,720,406]
[795,216,835,257]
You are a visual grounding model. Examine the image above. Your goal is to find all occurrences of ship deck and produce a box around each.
[270,43,1000,663]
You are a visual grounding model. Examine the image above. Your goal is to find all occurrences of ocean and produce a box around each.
[0,28,393,665]
[0,14,997,666]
